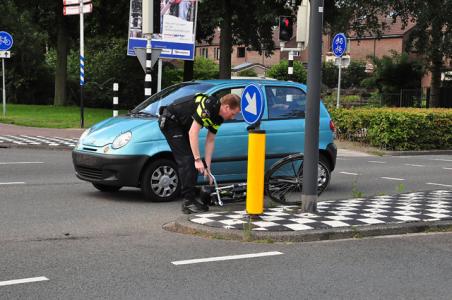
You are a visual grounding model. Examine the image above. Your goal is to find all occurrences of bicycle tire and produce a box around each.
[264,153,331,205]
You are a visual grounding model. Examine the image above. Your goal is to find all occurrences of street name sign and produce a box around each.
[63,3,93,15]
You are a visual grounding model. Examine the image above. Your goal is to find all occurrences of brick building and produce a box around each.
[194,17,437,88]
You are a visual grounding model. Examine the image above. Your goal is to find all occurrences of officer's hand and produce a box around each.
[203,168,213,185]
[194,160,205,174]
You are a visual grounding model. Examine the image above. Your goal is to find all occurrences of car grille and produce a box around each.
[76,166,103,180]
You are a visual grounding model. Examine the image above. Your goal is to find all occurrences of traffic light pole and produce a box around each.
[301,0,324,213]
[288,50,294,81]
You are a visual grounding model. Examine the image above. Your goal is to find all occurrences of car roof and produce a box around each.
[194,79,307,90]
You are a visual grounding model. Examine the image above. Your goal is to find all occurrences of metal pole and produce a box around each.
[301,0,324,213]
[79,0,85,128]
[113,83,119,117]
[288,50,294,81]
[2,58,5,117]
[336,59,342,108]
[157,59,162,92]
[145,37,152,98]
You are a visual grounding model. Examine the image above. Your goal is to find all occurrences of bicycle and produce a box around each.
[200,153,331,207]
[0,36,12,47]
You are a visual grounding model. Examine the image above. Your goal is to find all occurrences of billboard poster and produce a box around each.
[127,0,198,60]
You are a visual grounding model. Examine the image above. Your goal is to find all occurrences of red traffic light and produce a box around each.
[279,16,294,42]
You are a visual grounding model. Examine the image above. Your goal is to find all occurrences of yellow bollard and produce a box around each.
[246,130,266,215]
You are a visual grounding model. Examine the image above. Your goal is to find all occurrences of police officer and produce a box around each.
[159,93,241,214]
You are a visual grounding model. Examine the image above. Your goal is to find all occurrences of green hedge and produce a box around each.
[330,108,452,151]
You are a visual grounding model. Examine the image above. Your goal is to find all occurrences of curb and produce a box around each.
[383,149,452,156]
[164,217,452,243]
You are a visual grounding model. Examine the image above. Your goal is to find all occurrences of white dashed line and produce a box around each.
[0,162,44,165]
[0,276,48,287]
[430,158,452,162]
[442,167,452,170]
[0,182,26,185]
[368,161,386,164]
[172,251,283,265]
[340,172,359,176]
[404,164,424,167]
[426,182,452,188]
[380,177,405,181]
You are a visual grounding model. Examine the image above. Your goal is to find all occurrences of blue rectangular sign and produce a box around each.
[127,38,195,60]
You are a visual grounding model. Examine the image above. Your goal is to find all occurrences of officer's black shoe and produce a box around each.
[181,199,208,214]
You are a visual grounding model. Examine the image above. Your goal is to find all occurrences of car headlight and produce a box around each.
[77,128,91,146]
[112,131,132,149]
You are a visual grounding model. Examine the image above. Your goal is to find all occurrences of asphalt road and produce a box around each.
[1,147,451,299]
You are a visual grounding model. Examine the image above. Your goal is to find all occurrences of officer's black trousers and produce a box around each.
[161,121,198,201]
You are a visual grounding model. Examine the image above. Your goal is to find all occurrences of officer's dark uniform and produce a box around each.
[159,94,224,211]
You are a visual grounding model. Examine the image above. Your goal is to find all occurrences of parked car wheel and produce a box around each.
[141,159,180,202]
[92,183,122,192]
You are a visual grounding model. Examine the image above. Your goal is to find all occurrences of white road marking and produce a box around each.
[380,177,405,181]
[404,164,424,167]
[426,182,452,188]
[0,182,26,185]
[430,158,452,162]
[0,162,44,165]
[172,251,283,265]
[442,167,452,170]
[0,276,48,287]
[340,172,359,176]
[368,161,386,164]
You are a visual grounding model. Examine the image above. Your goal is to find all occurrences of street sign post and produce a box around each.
[332,32,347,108]
[0,31,13,117]
[63,0,93,128]
[241,84,266,216]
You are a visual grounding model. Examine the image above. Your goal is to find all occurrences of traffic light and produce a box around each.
[279,16,294,42]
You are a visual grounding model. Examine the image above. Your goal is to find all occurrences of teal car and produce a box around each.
[72,79,337,201]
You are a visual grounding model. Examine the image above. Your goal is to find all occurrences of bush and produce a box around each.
[237,69,258,77]
[193,56,219,79]
[330,108,452,150]
[322,61,369,89]
[267,60,307,83]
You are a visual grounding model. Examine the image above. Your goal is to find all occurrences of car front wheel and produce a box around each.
[141,158,180,202]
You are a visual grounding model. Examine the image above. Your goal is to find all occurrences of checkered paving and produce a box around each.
[189,190,452,231]
[0,135,77,148]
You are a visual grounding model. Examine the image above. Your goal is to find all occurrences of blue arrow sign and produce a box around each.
[241,84,264,125]
[332,33,347,57]
[0,31,13,51]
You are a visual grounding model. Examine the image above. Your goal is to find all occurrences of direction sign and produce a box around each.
[241,84,264,125]
[0,31,13,51]
[0,51,11,58]
[332,33,347,57]
[63,3,93,15]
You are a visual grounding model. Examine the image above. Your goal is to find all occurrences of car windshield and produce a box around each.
[131,82,214,116]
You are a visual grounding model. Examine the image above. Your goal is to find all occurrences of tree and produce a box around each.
[340,0,452,107]
[196,0,291,79]
[362,51,424,93]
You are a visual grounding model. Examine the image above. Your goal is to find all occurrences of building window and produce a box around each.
[200,48,208,58]
[237,47,245,58]
[214,48,220,60]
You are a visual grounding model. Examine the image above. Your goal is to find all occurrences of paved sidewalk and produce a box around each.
[165,190,452,242]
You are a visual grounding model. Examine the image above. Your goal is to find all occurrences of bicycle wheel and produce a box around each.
[265,153,331,205]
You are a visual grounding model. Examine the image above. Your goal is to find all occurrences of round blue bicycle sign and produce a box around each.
[332,33,347,57]
[0,31,13,51]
